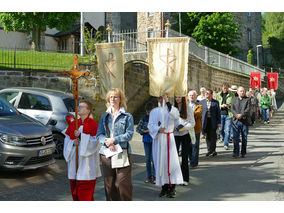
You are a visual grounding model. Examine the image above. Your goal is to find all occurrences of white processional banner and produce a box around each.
[96,41,125,99]
[147,37,190,97]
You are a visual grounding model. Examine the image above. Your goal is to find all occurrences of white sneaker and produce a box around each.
[224,146,229,150]
[264,121,267,124]
[183,181,189,186]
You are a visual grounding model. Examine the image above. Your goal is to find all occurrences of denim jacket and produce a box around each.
[97,107,134,155]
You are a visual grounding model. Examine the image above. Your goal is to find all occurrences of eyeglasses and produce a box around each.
[78,105,87,109]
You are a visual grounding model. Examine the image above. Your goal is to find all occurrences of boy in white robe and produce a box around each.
[63,100,101,201]
[148,94,184,198]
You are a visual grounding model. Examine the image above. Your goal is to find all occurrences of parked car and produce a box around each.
[0,87,76,158]
[0,97,56,170]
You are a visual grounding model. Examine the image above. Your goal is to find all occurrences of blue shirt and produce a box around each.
[189,101,196,110]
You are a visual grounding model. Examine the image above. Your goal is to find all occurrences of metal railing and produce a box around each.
[106,28,266,79]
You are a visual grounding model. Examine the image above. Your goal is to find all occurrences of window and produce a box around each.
[18,93,52,111]
[147,28,155,38]
[0,91,19,106]
[63,98,77,112]
[247,28,252,45]
[148,12,154,17]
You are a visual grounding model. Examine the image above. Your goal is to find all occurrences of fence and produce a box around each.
[0,46,90,71]
[106,28,266,79]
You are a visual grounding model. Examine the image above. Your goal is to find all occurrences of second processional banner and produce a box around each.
[96,41,125,99]
[147,37,190,97]
[267,72,278,90]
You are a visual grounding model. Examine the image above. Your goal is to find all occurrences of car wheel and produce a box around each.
[53,133,65,159]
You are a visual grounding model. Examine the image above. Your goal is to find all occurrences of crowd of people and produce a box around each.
[62,84,277,201]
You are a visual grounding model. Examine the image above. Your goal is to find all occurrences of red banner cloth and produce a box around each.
[250,72,261,89]
[267,72,278,90]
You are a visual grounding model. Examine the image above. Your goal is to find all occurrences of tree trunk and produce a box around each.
[32,25,42,51]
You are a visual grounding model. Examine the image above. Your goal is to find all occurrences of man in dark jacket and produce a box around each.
[200,89,221,157]
[231,86,251,158]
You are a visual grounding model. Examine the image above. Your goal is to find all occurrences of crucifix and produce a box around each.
[63,55,90,172]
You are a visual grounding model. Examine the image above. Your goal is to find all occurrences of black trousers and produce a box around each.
[175,134,192,182]
[205,118,217,153]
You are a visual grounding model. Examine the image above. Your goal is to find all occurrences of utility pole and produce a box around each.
[80,12,85,56]
[179,12,181,36]
[256,44,262,68]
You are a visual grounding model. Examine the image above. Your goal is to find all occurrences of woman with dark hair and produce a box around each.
[174,97,195,186]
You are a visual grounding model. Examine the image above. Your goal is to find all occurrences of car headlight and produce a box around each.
[0,133,27,146]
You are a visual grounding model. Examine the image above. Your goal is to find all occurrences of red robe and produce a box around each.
[64,117,100,201]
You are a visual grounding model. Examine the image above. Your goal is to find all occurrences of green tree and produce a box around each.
[172,12,241,56]
[0,12,80,51]
[83,27,105,62]
[262,12,284,68]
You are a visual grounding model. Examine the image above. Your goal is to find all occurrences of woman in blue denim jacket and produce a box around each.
[96,88,134,201]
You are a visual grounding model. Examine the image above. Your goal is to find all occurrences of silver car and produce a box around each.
[0,97,56,170]
[0,87,76,158]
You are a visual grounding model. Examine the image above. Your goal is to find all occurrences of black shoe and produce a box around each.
[212,152,217,157]
[159,188,168,197]
[232,154,239,158]
[206,152,212,157]
[241,154,246,158]
[167,188,176,198]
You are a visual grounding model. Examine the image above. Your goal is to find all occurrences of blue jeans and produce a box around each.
[220,114,232,146]
[261,108,270,122]
[143,142,155,178]
[232,121,249,156]
[190,133,200,167]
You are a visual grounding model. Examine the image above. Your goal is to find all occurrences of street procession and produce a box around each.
[0,5,284,210]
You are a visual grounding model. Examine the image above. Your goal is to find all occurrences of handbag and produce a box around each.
[111,148,130,169]
[105,113,130,169]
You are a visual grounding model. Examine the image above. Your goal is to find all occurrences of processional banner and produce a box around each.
[250,72,261,89]
[95,41,125,98]
[147,37,190,97]
[267,72,278,90]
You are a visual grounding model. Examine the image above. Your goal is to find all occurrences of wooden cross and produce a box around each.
[63,55,90,172]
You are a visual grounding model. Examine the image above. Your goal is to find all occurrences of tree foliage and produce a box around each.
[0,12,80,51]
[83,27,105,62]
[262,12,284,68]
[172,12,241,56]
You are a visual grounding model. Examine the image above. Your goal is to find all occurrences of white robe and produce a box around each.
[148,106,184,186]
[63,125,101,180]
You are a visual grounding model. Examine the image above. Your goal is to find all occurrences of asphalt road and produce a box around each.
[1,102,284,201]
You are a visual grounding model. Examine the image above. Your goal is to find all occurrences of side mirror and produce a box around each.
[49,120,57,126]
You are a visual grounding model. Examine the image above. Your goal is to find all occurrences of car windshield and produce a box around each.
[0,98,18,116]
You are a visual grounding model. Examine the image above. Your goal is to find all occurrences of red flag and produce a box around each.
[250,72,261,88]
[267,72,278,90]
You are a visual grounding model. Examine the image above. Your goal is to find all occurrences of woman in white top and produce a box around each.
[174,97,195,186]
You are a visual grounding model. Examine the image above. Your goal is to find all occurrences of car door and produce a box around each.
[17,92,52,125]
